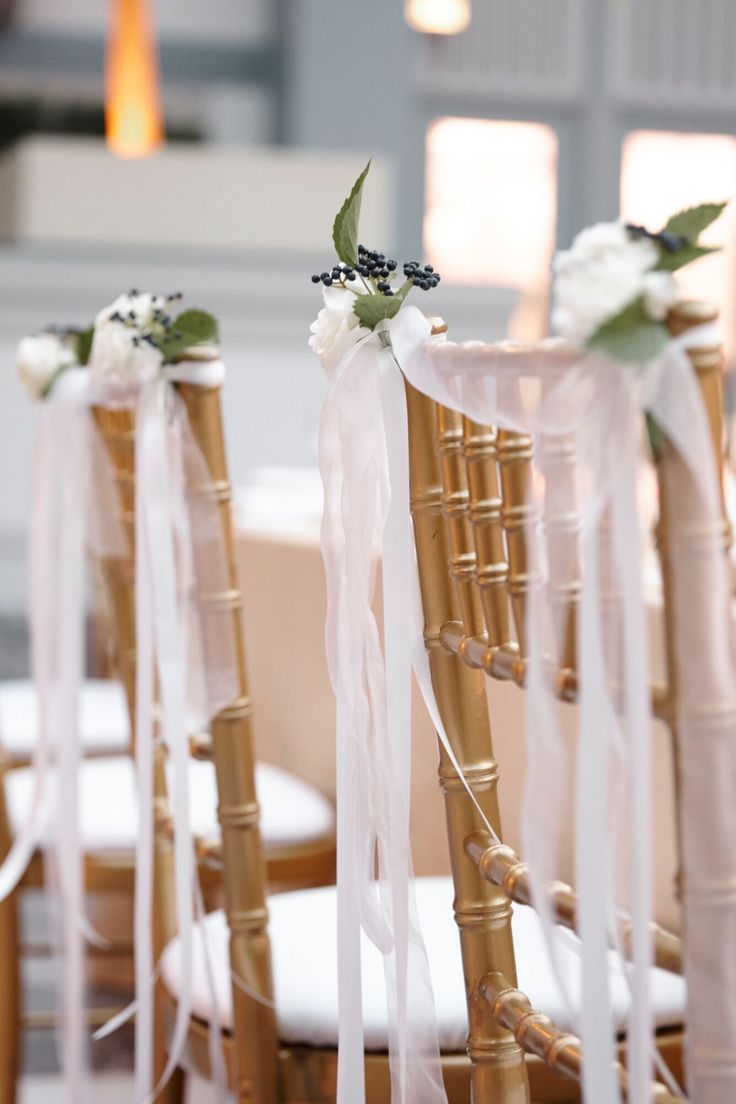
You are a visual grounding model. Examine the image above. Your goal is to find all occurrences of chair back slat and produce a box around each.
[496,429,540,657]
[462,417,513,649]
[436,404,486,639]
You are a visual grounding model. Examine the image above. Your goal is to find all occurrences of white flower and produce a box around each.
[89,292,165,391]
[17,333,76,399]
[309,286,369,377]
[551,221,664,347]
[642,270,678,321]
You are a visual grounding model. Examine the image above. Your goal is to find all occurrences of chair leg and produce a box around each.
[0,887,21,1104]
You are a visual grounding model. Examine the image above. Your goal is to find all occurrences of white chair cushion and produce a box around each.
[6,756,334,853]
[160,877,685,1052]
[0,678,130,759]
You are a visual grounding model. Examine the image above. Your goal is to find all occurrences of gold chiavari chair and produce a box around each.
[0,347,336,1104]
[401,301,725,1103]
[151,312,715,1104]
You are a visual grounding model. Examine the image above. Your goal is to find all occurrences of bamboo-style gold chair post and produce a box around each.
[654,302,730,900]
[175,372,279,1104]
[538,429,580,675]
[405,376,530,1104]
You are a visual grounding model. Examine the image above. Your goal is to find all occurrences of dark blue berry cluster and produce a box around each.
[311,246,441,299]
[108,291,185,347]
[311,263,358,288]
[625,223,687,254]
[402,260,441,290]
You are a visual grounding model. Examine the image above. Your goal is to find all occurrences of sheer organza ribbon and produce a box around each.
[321,302,735,1104]
[0,361,236,1102]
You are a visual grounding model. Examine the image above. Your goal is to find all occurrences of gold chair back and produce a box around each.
[405,304,725,1103]
[92,357,279,1102]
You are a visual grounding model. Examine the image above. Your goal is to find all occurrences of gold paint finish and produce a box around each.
[465,832,683,975]
[172,379,279,1104]
[463,419,513,649]
[655,302,729,912]
[405,380,531,1104]
[496,428,540,657]
[482,975,680,1103]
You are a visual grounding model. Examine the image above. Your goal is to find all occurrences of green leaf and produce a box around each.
[352,280,412,330]
[586,296,669,364]
[161,309,219,362]
[352,292,404,329]
[332,159,371,267]
[654,242,720,272]
[75,325,94,365]
[664,201,728,241]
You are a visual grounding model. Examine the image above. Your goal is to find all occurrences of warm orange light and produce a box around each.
[405,0,471,35]
[105,0,164,159]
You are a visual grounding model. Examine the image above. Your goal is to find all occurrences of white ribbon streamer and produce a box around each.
[322,301,731,1104]
[5,360,237,1102]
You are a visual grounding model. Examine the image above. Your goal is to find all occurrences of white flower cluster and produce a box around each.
[551,222,678,348]
[89,291,166,391]
[308,286,369,378]
[16,332,77,400]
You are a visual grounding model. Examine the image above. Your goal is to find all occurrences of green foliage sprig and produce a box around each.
[586,201,727,365]
[312,160,441,330]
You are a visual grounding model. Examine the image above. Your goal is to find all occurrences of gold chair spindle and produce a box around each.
[496,429,541,658]
[462,418,514,651]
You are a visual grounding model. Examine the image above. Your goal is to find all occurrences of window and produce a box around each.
[424,117,558,338]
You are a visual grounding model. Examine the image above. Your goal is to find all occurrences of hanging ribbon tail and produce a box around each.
[19,359,237,1103]
[132,371,237,1104]
[0,407,57,904]
[320,325,449,1104]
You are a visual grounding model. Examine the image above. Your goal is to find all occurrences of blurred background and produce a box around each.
[1,0,736,635]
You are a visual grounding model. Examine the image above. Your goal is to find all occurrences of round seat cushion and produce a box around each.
[0,678,130,759]
[6,756,334,853]
[160,877,685,1052]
